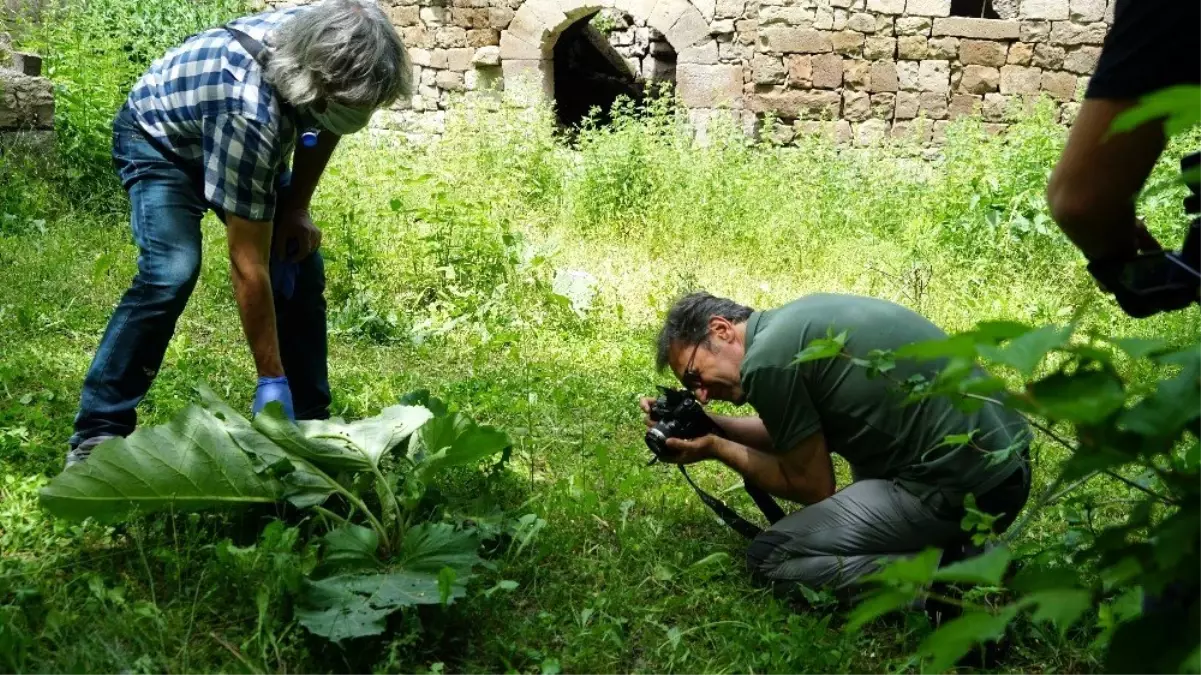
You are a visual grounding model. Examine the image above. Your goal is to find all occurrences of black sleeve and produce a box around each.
[1085,0,1201,100]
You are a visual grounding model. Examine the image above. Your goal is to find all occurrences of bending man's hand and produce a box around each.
[274,207,322,262]
[253,375,295,420]
[662,434,720,465]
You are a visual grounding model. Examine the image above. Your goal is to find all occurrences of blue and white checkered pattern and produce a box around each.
[124,6,309,221]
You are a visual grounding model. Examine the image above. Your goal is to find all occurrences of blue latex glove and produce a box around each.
[270,243,299,300]
[252,375,295,420]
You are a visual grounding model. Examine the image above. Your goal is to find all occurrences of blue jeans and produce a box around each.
[69,107,330,448]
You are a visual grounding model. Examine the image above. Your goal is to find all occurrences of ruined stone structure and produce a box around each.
[0,33,54,145]
[361,0,1113,143]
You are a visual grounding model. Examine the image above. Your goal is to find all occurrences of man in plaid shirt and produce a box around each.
[66,0,411,467]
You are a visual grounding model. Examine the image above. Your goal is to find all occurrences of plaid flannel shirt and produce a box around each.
[123,6,308,222]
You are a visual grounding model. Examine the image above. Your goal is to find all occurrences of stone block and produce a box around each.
[959,64,1000,93]
[870,91,896,118]
[719,42,748,60]
[1069,0,1105,21]
[668,9,711,49]
[0,71,54,129]
[1007,41,1034,65]
[931,119,950,143]
[451,7,487,28]
[736,20,759,44]
[759,27,833,53]
[891,119,934,142]
[918,59,949,93]
[897,35,928,59]
[472,46,501,66]
[402,25,433,50]
[1104,0,1115,21]
[895,90,920,118]
[814,6,836,30]
[876,15,896,36]
[833,8,850,30]
[468,29,499,47]
[1033,43,1065,68]
[499,33,541,60]
[1049,21,1107,45]
[1000,64,1042,94]
[959,39,1007,66]
[982,92,1009,121]
[429,49,451,69]
[786,54,813,87]
[844,90,871,121]
[435,70,465,91]
[845,58,872,88]
[949,93,980,118]
[677,64,745,107]
[387,5,420,25]
[927,36,959,59]
[847,12,876,32]
[753,53,787,84]
[867,0,905,14]
[1075,74,1090,100]
[896,16,933,35]
[421,6,450,24]
[1041,69,1076,100]
[648,0,692,35]
[1062,45,1100,73]
[446,47,473,71]
[750,89,842,118]
[502,59,552,103]
[864,36,896,59]
[870,59,899,91]
[832,30,865,55]
[897,59,919,90]
[410,48,432,67]
[715,0,745,19]
[1019,0,1068,20]
[1061,100,1081,124]
[711,18,735,34]
[919,90,948,119]
[487,7,515,28]
[794,119,854,144]
[1020,20,1050,41]
[678,40,719,64]
[436,26,469,48]
[906,0,950,16]
[856,118,889,146]
[931,17,1020,39]
[812,53,844,88]
[759,6,814,25]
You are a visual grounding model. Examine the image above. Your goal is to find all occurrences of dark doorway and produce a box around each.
[552,11,677,128]
[950,0,1001,19]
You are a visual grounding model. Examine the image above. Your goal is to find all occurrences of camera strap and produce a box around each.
[677,465,787,540]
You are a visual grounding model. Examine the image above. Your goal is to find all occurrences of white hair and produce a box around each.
[265,0,411,109]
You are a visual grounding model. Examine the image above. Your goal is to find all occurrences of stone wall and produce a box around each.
[287,0,1114,143]
[0,33,54,142]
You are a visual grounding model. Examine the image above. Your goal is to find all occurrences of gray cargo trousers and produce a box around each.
[746,461,1030,592]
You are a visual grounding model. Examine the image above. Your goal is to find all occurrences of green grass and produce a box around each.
[2,0,1199,669]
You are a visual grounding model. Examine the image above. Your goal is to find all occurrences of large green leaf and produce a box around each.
[976,324,1073,377]
[847,589,914,631]
[397,522,481,577]
[1026,369,1126,425]
[1024,589,1092,637]
[917,606,1019,674]
[863,548,942,586]
[296,569,465,642]
[40,404,283,522]
[410,412,511,479]
[1119,350,1200,437]
[316,525,381,576]
[1109,85,1201,138]
[932,546,1011,586]
[255,404,433,473]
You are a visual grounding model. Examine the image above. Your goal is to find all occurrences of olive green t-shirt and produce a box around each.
[740,294,1029,505]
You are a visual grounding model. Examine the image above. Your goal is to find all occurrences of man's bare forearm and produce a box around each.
[284,131,340,210]
[708,437,831,505]
[709,414,774,452]
[230,261,284,377]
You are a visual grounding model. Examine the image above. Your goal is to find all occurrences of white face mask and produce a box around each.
[308,100,374,136]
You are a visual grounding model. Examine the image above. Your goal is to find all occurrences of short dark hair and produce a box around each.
[655,292,754,371]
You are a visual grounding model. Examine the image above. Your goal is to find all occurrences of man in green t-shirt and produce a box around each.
[641,292,1031,591]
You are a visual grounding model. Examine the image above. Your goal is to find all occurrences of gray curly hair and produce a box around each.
[265,0,411,109]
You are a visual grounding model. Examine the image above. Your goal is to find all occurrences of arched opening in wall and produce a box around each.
[552,8,677,128]
[950,0,1002,19]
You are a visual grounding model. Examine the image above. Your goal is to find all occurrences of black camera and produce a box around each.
[644,386,721,463]
[1087,219,1200,319]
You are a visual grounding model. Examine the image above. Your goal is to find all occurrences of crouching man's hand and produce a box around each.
[662,434,721,465]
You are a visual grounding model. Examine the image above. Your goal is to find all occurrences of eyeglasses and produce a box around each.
[681,342,703,392]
